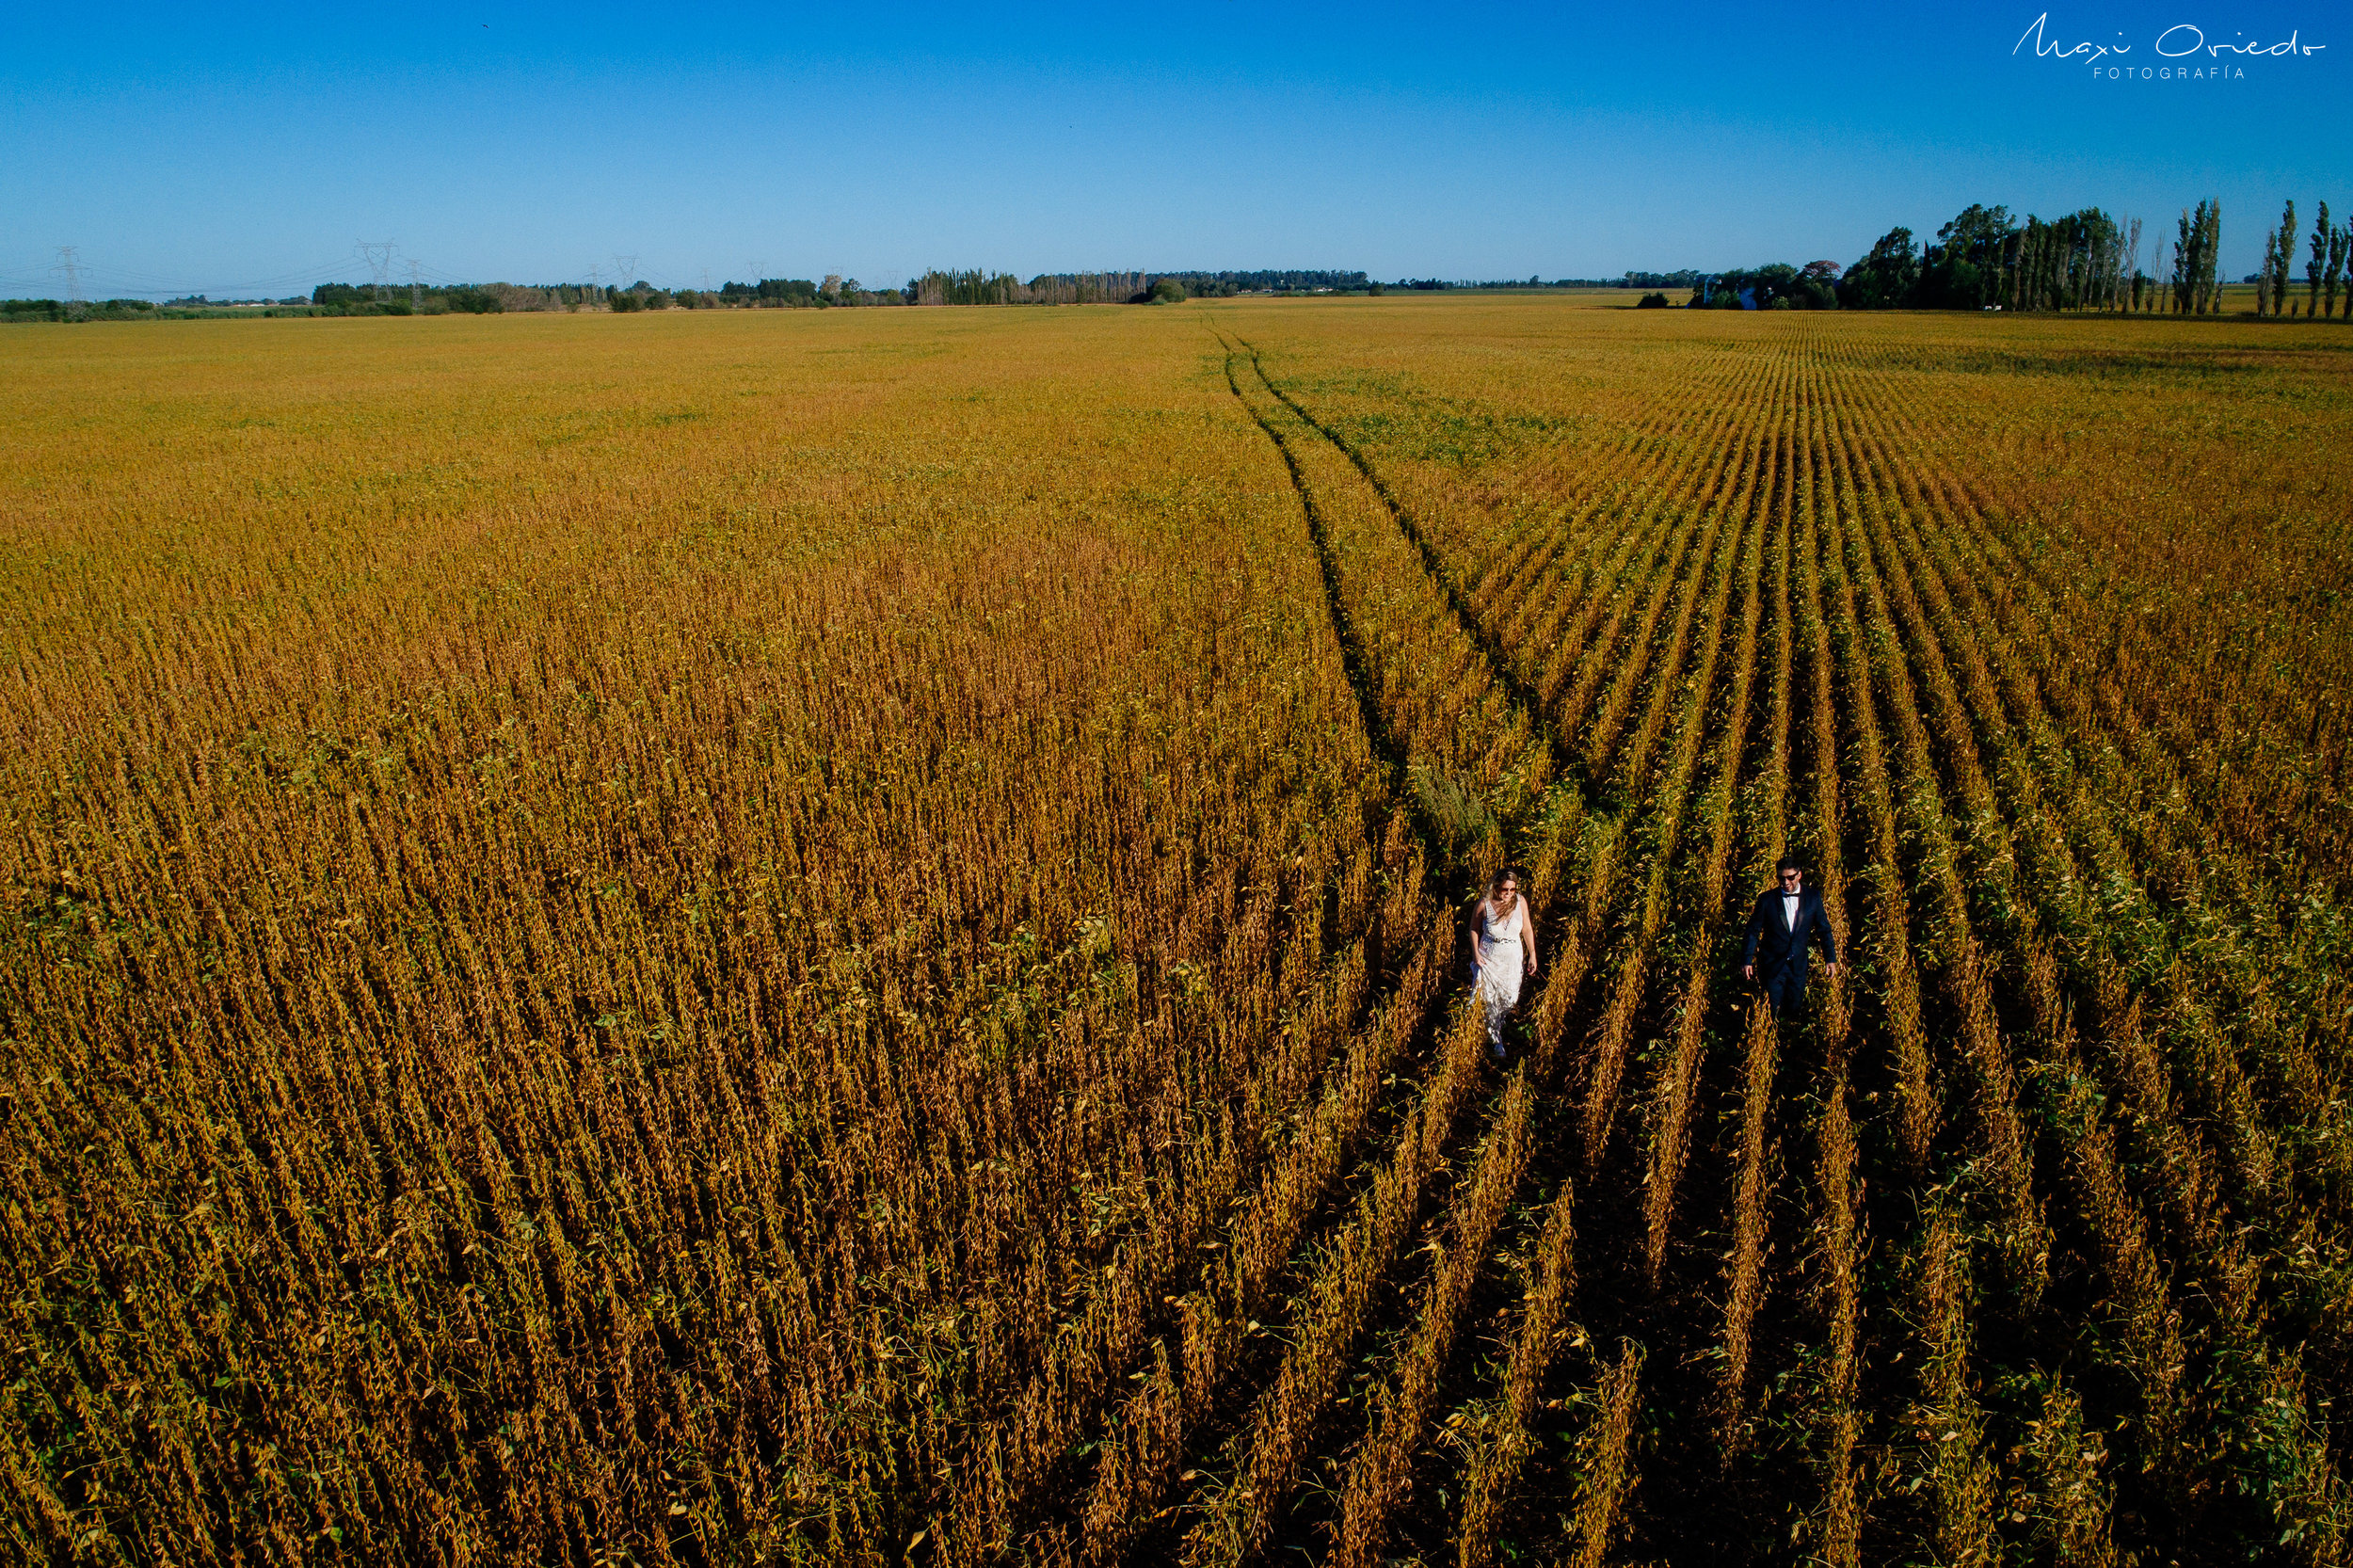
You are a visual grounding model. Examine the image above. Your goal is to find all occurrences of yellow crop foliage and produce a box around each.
[5,297,2349,1566]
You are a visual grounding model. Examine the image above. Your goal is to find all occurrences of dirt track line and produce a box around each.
[1232,338,1586,802]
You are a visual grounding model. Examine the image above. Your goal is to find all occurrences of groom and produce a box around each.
[1740,856,1838,1016]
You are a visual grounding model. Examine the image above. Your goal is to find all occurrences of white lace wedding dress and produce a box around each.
[1475,897,1525,1049]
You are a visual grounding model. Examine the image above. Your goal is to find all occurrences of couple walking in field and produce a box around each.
[1465,856,1837,1056]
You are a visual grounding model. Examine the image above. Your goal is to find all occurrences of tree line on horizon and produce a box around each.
[2252,200,2353,317]
[0,269,1366,322]
[1824,203,2193,314]
[1713,196,2350,317]
[18,207,2353,323]
[902,269,1374,304]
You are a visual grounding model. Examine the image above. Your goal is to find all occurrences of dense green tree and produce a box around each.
[1919,204,2015,309]
[1692,264,1829,310]
[1794,260,1842,307]
[1838,227,1918,309]
[2004,209,2123,312]
[2171,201,2221,312]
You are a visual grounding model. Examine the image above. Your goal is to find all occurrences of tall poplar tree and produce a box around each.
[2172,202,2220,313]
[2309,201,2331,317]
[2172,207,2193,312]
[2202,201,2223,313]
[2272,200,2297,314]
[2176,201,2222,314]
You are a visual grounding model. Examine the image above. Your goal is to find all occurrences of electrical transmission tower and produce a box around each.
[55,247,85,320]
[407,260,424,310]
[586,264,602,306]
[357,240,398,303]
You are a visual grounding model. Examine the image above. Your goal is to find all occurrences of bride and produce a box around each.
[1470,867,1538,1058]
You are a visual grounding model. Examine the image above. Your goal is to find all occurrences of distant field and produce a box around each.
[1449,288,1662,307]
[5,297,2350,1566]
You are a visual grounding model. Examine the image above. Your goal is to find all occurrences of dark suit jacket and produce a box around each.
[1740,887,1837,983]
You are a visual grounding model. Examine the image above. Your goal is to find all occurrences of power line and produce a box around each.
[4,250,713,305]
[55,247,85,319]
[407,259,424,310]
[53,255,356,297]
[357,239,398,304]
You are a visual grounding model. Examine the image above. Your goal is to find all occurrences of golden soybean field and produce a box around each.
[4,297,2351,1567]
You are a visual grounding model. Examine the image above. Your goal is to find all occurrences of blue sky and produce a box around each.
[3,2,2344,296]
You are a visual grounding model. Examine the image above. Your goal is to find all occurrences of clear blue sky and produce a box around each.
[3,2,2343,296]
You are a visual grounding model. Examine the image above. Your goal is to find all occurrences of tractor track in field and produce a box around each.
[1216,337,1412,787]
[1229,337,1592,802]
